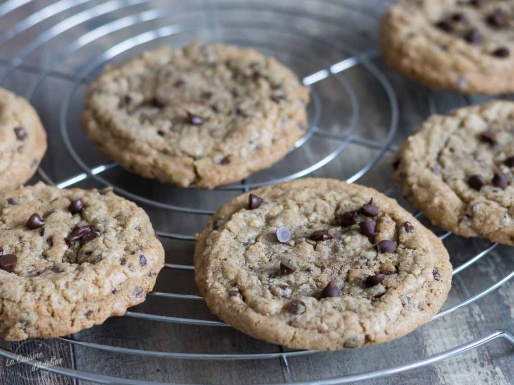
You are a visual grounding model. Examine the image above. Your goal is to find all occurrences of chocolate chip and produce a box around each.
[486,11,506,28]
[68,199,84,214]
[157,130,165,137]
[14,126,27,141]
[186,112,204,125]
[492,47,510,58]
[173,79,185,88]
[359,221,377,238]
[248,193,263,210]
[337,211,358,226]
[392,158,401,170]
[320,281,341,298]
[80,226,99,245]
[218,156,230,165]
[374,292,386,299]
[435,20,454,33]
[228,288,243,300]
[286,300,306,315]
[6,198,18,206]
[276,226,291,243]
[376,240,397,253]
[26,213,45,229]
[280,261,296,275]
[120,258,126,266]
[492,172,508,189]
[85,310,93,318]
[364,274,386,287]
[0,254,17,271]
[451,13,466,22]
[504,156,514,167]
[65,225,95,244]
[465,28,481,44]
[361,198,379,216]
[480,130,497,144]
[310,230,333,241]
[468,174,486,190]
[433,268,442,281]
[51,265,64,273]
[402,221,414,233]
[470,0,486,7]
[151,97,166,108]
[139,254,147,267]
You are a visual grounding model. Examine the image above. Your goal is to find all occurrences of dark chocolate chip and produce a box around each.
[310,230,333,241]
[276,226,291,243]
[6,198,18,206]
[337,211,358,226]
[361,198,379,216]
[248,193,263,210]
[486,11,506,28]
[468,174,486,190]
[26,213,45,229]
[280,261,296,275]
[286,300,306,315]
[157,130,165,137]
[480,130,497,144]
[492,172,508,189]
[65,225,94,244]
[376,240,397,253]
[80,226,99,245]
[68,199,84,214]
[186,112,204,125]
[320,281,341,298]
[0,254,17,271]
[364,274,386,287]
[433,268,442,281]
[435,20,454,33]
[218,156,230,165]
[151,97,166,108]
[359,221,377,238]
[451,13,466,22]
[14,126,27,141]
[402,221,414,233]
[139,254,147,267]
[374,292,386,299]
[492,47,510,58]
[504,156,514,167]
[465,28,481,44]
[228,288,243,300]
[120,258,126,266]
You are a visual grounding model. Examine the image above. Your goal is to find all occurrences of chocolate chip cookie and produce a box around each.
[194,178,452,351]
[394,101,514,246]
[0,87,47,188]
[82,43,309,189]
[0,182,165,340]
[381,0,514,94]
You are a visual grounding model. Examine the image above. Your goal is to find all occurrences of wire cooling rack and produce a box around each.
[0,1,513,384]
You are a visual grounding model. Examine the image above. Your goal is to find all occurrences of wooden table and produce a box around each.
[0,1,512,384]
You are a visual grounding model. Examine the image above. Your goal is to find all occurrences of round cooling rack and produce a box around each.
[0,1,513,384]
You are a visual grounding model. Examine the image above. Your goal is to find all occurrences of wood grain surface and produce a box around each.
[0,1,512,384]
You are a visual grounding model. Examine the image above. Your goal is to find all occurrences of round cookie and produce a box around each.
[381,0,514,94]
[0,182,165,340]
[393,101,514,246]
[0,87,47,188]
[82,43,310,189]
[194,178,452,351]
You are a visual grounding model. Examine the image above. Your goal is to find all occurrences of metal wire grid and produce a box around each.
[0,0,512,384]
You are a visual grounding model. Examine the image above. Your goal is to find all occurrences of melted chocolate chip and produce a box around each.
[310,230,333,241]
[276,226,291,243]
[65,225,95,245]
[436,20,454,33]
[492,172,508,189]
[402,221,414,233]
[465,28,481,44]
[81,226,99,245]
[320,281,341,298]
[286,300,306,315]
[359,221,377,238]
[139,254,148,267]
[361,198,379,216]
[376,240,397,253]
[433,268,442,281]
[26,213,45,229]
[493,47,510,58]
[480,130,497,144]
[248,193,263,210]
[68,199,84,214]
[280,261,296,275]
[486,11,506,28]
[504,156,514,167]
[364,274,386,287]
[186,112,204,125]
[14,126,27,141]
[337,211,358,226]
[0,254,17,271]
[468,174,486,190]
[228,288,243,300]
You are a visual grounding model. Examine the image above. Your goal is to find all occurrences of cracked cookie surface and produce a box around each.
[381,0,514,94]
[82,43,309,189]
[0,182,165,340]
[394,101,514,246]
[194,178,452,351]
[0,87,47,189]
